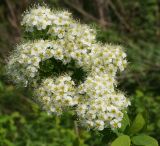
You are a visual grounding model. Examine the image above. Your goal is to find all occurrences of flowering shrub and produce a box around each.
[6,5,130,132]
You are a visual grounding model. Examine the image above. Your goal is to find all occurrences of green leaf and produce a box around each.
[119,112,130,132]
[131,135,158,146]
[129,113,145,135]
[111,135,131,146]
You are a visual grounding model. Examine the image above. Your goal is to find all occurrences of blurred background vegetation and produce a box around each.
[0,0,160,145]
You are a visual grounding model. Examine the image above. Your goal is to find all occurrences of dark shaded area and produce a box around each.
[39,58,87,85]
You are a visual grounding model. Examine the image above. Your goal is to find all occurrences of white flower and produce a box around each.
[110,119,122,129]
[95,120,105,131]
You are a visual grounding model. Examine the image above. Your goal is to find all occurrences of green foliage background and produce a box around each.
[0,0,160,145]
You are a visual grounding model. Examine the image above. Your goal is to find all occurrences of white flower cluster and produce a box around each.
[48,23,96,69]
[21,6,54,31]
[90,44,127,76]
[7,5,130,131]
[77,75,130,130]
[7,40,54,86]
[35,75,77,115]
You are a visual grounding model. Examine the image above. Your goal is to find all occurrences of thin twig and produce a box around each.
[74,120,79,137]
[5,0,20,33]
[116,0,126,16]
[95,0,108,27]
[64,0,111,27]
[108,0,131,31]
[64,0,99,22]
